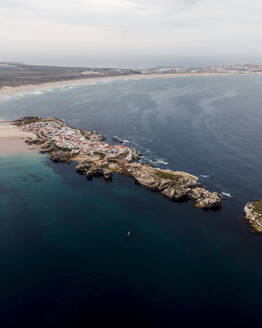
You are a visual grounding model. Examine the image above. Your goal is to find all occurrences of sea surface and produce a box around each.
[0,75,262,327]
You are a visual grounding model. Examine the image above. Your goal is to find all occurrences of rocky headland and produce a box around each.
[14,116,222,210]
[244,200,262,232]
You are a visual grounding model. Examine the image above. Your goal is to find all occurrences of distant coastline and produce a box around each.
[1,71,262,100]
[1,62,262,100]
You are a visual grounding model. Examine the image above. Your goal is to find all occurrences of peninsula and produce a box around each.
[14,116,222,210]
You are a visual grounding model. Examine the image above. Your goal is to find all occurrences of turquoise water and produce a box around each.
[1,76,262,327]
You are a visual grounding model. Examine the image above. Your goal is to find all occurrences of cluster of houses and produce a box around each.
[23,120,129,158]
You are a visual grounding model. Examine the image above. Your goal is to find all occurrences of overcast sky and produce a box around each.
[0,0,261,67]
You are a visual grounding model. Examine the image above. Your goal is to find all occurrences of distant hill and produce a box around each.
[0,62,261,89]
[0,63,141,88]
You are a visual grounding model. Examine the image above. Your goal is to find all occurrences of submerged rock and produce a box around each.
[244,200,262,232]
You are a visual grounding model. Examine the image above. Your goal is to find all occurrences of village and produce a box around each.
[22,119,132,160]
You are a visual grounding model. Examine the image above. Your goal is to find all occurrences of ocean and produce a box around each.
[1,75,262,327]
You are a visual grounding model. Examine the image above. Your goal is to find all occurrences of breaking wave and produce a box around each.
[122,138,168,168]
[221,192,232,198]
[139,156,168,167]
[199,174,210,179]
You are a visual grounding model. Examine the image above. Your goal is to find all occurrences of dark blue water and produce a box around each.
[1,76,262,327]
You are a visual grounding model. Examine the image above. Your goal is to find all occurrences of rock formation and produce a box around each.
[244,200,262,232]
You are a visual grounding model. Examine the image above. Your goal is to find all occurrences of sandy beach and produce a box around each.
[0,72,249,100]
[0,74,176,99]
[0,121,37,155]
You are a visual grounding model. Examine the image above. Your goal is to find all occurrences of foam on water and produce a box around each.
[221,192,232,198]
[199,174,210,179]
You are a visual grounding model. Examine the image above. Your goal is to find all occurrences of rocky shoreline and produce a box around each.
[244,200,262,232]
[14,116,222,210]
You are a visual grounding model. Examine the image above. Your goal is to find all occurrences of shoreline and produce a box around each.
[0,121,37,155]
[0,72,260,100]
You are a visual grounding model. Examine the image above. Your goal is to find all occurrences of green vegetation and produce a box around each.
[156,170,176,180]
[82,160,94,165]
[15,118,39,126]
[80,129,88,137]
[52,143,70,152]
[85,135,90,140]
[63,148,72,152]
[254,200,262,215]
[15,122,23,127]
[94,152,105,160]
[109,167,119,172]
[54,144,63,150]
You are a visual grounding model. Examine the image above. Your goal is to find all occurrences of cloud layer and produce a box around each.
[1,0,261,65]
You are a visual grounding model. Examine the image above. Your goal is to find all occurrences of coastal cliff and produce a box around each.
[14,116,222,210]
[244,200,262,232]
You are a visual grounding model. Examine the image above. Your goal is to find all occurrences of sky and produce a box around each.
[0,0,261,67]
